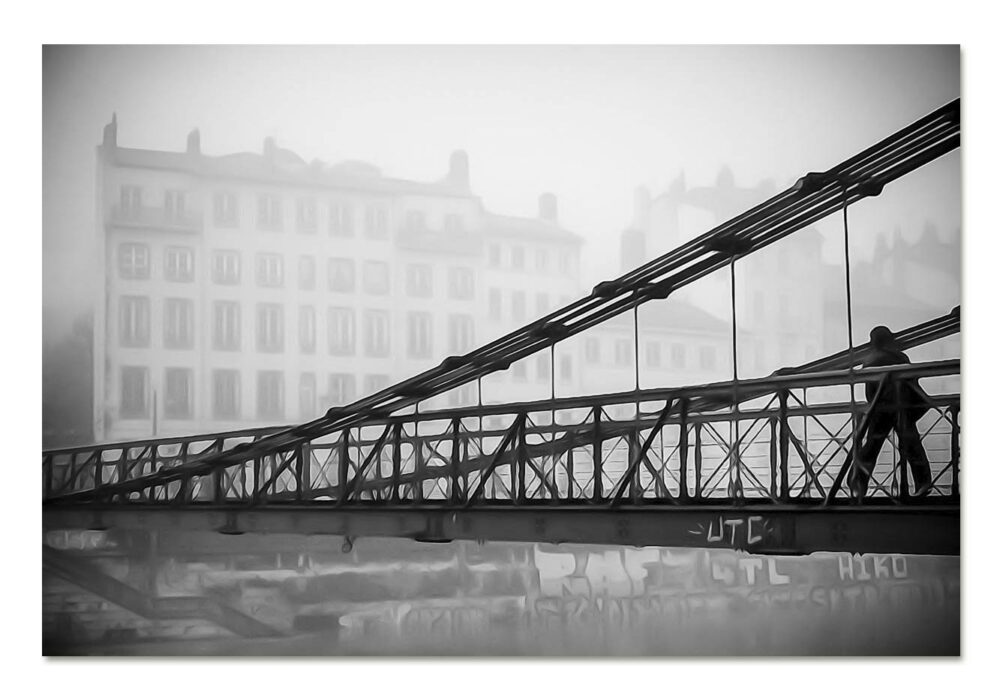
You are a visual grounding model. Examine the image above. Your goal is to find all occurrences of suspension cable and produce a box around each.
[842,185,860,499]
[729,256,742,500]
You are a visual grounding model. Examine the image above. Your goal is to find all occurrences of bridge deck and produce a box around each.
[44,502,959,556]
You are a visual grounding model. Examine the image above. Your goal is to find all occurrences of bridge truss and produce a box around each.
[44,100,961,556]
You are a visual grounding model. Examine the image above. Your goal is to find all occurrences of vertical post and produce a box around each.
[768,415,778,500]
[694,422,703,499]
[117,448,129,489]
[450,417,462,505]
[778,389,790,501]
[550,343,556,502]
[213,466,225,505]
[678,399,689,502]
[950,403,960,499]
[592,406,603,502]
[516,414,527,504]
[729,256,742,501]
[43,454,53,499]
[627,429,639,503]
[391,422,402,503]
[338,430,350,504]
[566,434,575,502]
[296,443,310,502]
[93,451,103,490]
[896,382,909,501]
[414,435,425,504]
[251,457,262,505]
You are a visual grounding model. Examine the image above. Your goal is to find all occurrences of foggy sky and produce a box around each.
[42,45,960,338]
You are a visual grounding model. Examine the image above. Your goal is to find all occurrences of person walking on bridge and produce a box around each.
[850,326,933,499]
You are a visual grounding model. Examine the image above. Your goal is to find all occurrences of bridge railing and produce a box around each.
[44,360,959,507]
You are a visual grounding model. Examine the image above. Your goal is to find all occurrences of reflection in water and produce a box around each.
[43,529,959,656]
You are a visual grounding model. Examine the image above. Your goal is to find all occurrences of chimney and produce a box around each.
[263,136,277,161]
[633,186,651,230]
[538,193,558,223]
[448,150,470,190]
[186,128,201,155]
[102,113,118,149]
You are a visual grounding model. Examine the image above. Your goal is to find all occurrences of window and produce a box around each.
[256,253,284,288]
[299,305,316,354]
[327,374,355,406]
[363,260,390,295]
[407,312,433,359]
[118,243,149,280]
[511,246,525,270]
[671,344,686,369]
[444,214,463,232]
[488,243,501,268]
[299,373,317,419]
[364,374,390,395]
[164,246,194,282]
[297,198,317,233]
[559,355,573,382]
[119,296,150,348]
[365,204,389,239]
[406,210,425,232]
[536,354,551,381]
[328,258,355,292]
[257,371,284,420]
[536,250,549,271]
[329,202,354,236]
[164,298,194,349]
[699,346,717,370]
[164,368,193,419]
[448,383,476,407]
[448,267,474,300]
[212,250,240,285]
[257,194,282,231]
[585,338,600,364]
[646,342,662,368]
[213,192,238,227]
[213,301,240,351]
[778,293,790,320]
[512,360,527,381]
[364,310,391,357]
[488,288,502,320]
[448,314,474,353]
[406,264,432,297]
[212,370,240,419]
[535,293,550,316]
[120,366,148,418]
[511,291,526,322]
[328,307,355,355]
[120,186,142,218]
[256,303,284,353]
[164,190,187,222]
[558,253,573,274]
[615,339,633,367]
[298,256,316,290]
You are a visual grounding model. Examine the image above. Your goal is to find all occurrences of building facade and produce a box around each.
[94,117,582,442]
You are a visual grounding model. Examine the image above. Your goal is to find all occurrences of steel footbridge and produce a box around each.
[43,100,961,556]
